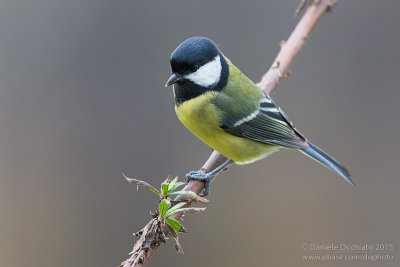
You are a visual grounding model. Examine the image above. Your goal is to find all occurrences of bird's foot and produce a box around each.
[185,159,234,197]
[185,171,216,197]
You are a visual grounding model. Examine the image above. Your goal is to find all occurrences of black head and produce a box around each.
[165,37,229,105]
[170,37,219,75]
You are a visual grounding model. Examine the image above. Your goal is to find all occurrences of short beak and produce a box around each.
[165,73,182,87]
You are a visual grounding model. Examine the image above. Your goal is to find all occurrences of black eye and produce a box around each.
[190,65,199,72]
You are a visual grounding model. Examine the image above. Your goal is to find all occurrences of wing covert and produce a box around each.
[220,94,308,149]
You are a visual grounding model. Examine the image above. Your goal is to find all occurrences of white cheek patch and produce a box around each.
[185,55,222,87]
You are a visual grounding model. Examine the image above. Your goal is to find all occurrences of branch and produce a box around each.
[120,0,337,266]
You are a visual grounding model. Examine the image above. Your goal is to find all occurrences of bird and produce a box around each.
[165,36,354,196]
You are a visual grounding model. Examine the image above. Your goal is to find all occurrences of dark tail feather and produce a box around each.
[300,141,355,186]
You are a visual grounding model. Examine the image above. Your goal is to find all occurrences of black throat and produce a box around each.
[173,54,229,106]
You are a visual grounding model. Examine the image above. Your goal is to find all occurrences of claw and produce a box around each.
[201,181,210,197]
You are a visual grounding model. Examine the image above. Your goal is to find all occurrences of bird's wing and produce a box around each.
[217,93,308,149]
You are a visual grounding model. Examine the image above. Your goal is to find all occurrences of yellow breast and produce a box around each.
[175,91,278,164]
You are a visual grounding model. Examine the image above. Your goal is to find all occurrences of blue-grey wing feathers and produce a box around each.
[221,95,308,149]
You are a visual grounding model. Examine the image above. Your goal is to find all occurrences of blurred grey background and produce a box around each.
[0,0,399,266]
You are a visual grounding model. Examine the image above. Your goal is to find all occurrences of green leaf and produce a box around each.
[159,199,170,217]
[161,183,169,195]
[167,177,178,192]
[165,217,181,232]
[164,202,186,218]
[149,188,162,197]
[167,182,186,194]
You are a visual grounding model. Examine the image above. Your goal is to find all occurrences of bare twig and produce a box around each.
[120,0,337,266]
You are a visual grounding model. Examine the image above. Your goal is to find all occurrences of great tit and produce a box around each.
[166,36,353,196]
